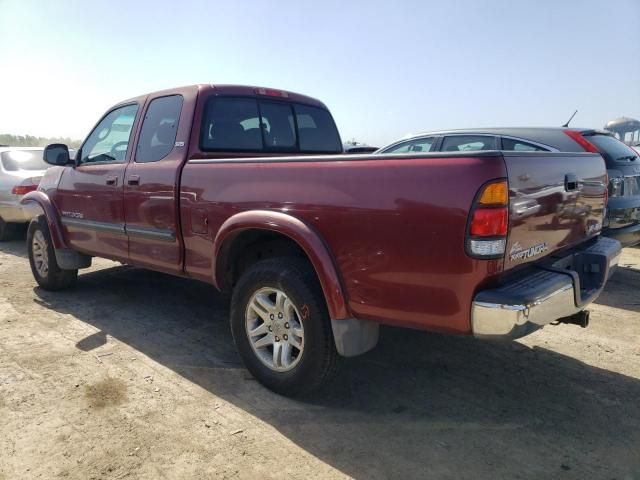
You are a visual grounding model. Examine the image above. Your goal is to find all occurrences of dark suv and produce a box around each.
[377,128,640,246]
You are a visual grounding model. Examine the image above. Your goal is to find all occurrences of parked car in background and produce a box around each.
[0,147,48,240]
[22,85,620,396]
[377,128,640,246]
[343,141,378,154]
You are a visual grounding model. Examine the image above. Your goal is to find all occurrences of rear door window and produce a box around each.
[136,95,183,163]
[441,135,497,152]
[384,137,435,153]
[501,138,550,152]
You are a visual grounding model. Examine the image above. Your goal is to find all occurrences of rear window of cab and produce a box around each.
[200,97,342,154]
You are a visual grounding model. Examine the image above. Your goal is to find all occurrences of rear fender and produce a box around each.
[213,210,350,321]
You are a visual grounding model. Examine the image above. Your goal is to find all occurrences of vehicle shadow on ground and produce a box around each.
[595,266,640,313]
[0,238,28,259]
[22,264,640,479]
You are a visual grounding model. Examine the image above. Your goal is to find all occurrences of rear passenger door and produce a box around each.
[123,92,194,274]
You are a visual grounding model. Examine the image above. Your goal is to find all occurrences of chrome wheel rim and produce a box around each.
[32,230,49,278]
[245,287,305,372]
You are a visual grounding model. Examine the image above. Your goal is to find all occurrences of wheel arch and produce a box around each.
[213,210,350,321]
[21,191,67,249]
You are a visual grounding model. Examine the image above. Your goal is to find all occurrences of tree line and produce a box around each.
[0,134,82,149]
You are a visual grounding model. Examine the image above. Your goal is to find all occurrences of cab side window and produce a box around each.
[80,104,139,164]
[441,135,497,152]
[136,95,184,163]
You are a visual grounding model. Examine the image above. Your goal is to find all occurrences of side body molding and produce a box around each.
[21,191,68,249]
[213,210,350,321]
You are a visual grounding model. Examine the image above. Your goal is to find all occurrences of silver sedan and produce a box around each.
[0,147,48,240]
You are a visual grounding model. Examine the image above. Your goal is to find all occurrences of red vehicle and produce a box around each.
[23,85,621,396]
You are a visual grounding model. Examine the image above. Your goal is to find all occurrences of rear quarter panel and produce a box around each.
[181,154,507,334]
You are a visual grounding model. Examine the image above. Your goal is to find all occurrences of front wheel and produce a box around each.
[27,216,77,291]
[230,258,339,396]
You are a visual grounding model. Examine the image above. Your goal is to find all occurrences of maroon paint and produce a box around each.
[180,155,506,333]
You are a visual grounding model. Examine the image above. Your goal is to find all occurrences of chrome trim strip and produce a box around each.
[61,217,126,235]
[60,217,175,242]
[125,225,176,242]
[187,150,506,164]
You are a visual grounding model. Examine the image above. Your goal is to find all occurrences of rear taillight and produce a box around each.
[466,180,509,259]
[563,130,599,153]
[11,184,38,195]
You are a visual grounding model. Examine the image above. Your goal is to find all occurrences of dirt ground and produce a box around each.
[0,238,639,480]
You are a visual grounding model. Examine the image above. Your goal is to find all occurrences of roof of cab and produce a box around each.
[115,84,328,109]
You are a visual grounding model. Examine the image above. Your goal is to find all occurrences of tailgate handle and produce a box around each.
[565,174,578,191]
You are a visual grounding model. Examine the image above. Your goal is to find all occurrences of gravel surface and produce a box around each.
[1,239,638,479]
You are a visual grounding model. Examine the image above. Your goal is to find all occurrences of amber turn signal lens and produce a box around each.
[478,181,508,205]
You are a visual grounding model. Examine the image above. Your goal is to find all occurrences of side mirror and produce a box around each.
[43,143,72,166]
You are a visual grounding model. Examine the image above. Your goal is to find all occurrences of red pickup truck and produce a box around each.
[23,84,621,396]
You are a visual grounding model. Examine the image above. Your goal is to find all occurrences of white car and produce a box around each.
[0,147,48,240]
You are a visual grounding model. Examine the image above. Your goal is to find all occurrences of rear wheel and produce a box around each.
[230,258,339,396]
[27,216,77,290]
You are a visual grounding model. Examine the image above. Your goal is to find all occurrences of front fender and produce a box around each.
[21,191,67,249]
[213,210,350,321]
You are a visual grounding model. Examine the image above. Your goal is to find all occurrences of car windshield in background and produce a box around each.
[586,134,639,162]
[200,98,342,154]
[1,150,46,171]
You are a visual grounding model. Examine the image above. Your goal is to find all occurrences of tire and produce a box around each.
[27,216,77,291]
[230,258,340,396]
[0,216,16,242]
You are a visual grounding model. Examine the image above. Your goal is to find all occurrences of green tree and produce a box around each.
[0,134,82,149]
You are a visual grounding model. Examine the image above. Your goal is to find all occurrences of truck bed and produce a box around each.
[179,150,607,334]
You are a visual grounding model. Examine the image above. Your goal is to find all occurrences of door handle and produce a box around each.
[127,175,140,186]
[105,176,118,186]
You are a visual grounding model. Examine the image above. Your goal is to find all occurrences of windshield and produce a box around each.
[1,150,46,171]
[586,134,639,163]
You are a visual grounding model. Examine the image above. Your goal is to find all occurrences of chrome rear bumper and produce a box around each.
[472,236,621,339]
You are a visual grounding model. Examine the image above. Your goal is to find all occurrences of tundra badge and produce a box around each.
[510,241,548,261]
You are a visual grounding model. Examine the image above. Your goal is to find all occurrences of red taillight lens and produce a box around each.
[11,184,38,195]
[563,130,599,153]
[470,208,508,236]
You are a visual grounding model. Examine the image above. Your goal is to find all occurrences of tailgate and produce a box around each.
[503,152,607,271]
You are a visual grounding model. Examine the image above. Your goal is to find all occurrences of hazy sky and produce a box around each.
[1,0,639,146]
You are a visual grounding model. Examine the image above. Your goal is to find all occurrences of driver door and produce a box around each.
[55,102,143,261]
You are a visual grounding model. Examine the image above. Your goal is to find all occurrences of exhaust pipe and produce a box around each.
[557,310,590,328]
